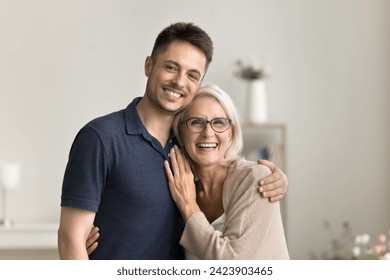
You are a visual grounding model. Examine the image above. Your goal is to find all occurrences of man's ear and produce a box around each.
[144,56,153,77]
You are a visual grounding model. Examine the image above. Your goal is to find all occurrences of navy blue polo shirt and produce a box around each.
[61,97,184,259]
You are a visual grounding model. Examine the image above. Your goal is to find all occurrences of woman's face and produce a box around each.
[180,96,232,169]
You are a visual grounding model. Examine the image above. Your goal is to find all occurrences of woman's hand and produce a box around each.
[164,146,200,221]
[257,159,288,202]
[86,226,99,255]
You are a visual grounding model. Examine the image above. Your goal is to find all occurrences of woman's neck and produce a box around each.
[195,164,228,223]
[195,164,228,194]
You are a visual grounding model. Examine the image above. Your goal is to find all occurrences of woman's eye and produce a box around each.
[190,119,204,126]
[213,119,225,125]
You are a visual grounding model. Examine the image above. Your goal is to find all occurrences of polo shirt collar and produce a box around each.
[124,97,176,145]
[125,97,145,135]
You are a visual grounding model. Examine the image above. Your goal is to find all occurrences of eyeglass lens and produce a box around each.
[185,118,231,133]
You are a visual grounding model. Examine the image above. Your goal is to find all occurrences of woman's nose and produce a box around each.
[202,122,215,136]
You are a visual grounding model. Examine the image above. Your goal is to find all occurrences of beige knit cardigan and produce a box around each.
[180,158,290,260]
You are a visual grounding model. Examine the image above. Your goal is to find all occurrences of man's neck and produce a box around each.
[136,96,175,148]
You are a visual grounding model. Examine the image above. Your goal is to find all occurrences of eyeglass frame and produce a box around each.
[182,117,232,133]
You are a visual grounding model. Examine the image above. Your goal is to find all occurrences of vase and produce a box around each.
[246,79,268,124]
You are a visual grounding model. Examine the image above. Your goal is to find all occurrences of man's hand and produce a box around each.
[257,159,288,202]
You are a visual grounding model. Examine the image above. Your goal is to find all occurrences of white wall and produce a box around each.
[1,0,389,259]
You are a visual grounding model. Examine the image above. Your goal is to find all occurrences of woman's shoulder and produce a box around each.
[223,158,272,212]
[230,158,272,179]
[224,158,271,199]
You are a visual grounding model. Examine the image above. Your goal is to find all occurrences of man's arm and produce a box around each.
[257,159,288,202]
[58,206,96,259]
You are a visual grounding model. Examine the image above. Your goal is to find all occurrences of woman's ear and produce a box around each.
[228,129,233,148]
[144,56,153,77]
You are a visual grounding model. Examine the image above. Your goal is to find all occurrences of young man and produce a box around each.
[58,22,288,260]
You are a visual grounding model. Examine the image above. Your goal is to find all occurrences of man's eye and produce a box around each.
[166,65,177,72]
[188,73,199,81]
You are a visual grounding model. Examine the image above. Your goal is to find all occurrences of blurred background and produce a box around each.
[0,0,389,259]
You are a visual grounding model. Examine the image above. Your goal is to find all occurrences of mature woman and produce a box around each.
[164,83,289,259]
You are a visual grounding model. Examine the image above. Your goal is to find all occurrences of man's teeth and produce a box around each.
[166,90,181,98]
[197,143,217,148]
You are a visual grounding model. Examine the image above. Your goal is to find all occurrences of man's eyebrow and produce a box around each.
[164,59,179,65]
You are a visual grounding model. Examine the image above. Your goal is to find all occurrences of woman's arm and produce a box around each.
[180,163,289,260]
[164,147,288,260]
[58,207,96,259]
[163,146,200,221]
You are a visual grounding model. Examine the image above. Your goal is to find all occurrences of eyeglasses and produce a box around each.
[183,117,232,133]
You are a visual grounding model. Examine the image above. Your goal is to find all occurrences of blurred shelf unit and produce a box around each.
[0,223,58,250]
[0,222,59,259]
[241,123,287,172]
[242,123,288,233]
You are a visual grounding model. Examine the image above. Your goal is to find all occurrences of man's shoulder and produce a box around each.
[83,109,126,134]
[89,109,125,125]
[84,98,141,135]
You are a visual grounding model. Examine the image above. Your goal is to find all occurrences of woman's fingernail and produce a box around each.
[259,187,264,193]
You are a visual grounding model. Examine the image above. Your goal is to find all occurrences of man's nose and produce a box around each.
[172,72,185,88]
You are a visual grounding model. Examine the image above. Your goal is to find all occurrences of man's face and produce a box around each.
[144,40,207,115]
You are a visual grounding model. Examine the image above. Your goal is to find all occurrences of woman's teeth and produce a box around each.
[197,143,217,148]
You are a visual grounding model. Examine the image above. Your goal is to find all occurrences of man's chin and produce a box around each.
[161,106,186,115]
[161,101,189,115]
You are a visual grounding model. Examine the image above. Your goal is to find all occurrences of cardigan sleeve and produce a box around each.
[180,161,289,259]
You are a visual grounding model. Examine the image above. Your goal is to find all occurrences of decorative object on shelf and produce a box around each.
[0,161,21,227]
[234,58,269,124]
[309,220,390,260]
[246,145,281,163]
[246,80,268,123]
